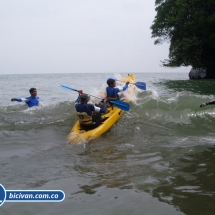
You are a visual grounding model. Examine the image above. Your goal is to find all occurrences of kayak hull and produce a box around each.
[68,74,136,143]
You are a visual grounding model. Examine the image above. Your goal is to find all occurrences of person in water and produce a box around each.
[75,91,108,129]
[11,88,39,108]
[200,100,215,107]
[106,78,130,100]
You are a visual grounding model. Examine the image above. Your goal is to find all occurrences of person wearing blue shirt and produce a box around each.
[75,91,108,129]
[11,88,39,108]
[106,78,129,100]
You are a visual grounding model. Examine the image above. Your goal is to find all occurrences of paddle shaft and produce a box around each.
[117,80,134,85]
[60,85,102,99]
[116,80,146,90]
[60,84,130,111]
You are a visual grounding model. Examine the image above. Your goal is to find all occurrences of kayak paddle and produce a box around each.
[106,76,146,90]
[110,99,130,111]
[131,81,146,90]
[60,84,130,111]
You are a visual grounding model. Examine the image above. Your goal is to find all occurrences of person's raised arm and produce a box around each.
[200,100,215,107]
[74,90,83,107]
[122,81,130,91]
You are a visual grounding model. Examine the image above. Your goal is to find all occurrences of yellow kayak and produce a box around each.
[68,74,136,143]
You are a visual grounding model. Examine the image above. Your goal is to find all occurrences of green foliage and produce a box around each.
[151,0,215,71]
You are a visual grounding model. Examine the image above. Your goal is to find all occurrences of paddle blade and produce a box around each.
[110,100,130,111]
[134,82,146,90]
[60,85,78,92]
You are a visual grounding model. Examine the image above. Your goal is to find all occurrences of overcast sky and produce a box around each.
[0,0,191,74]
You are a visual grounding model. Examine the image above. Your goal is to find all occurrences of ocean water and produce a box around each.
[0,72,215,215]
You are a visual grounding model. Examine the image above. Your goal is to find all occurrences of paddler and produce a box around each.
[75,91,108,128]
[106,78,129,100]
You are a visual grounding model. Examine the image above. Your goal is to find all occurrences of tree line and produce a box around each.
[151,0,215,78]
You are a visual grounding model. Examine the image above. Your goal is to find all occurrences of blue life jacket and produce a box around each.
[75,96,107,125]
[106,83,129,99]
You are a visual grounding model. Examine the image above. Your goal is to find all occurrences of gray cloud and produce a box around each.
[0,0,191,74]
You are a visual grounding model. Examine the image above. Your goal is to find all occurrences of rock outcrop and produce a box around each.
[189,68,206,79]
